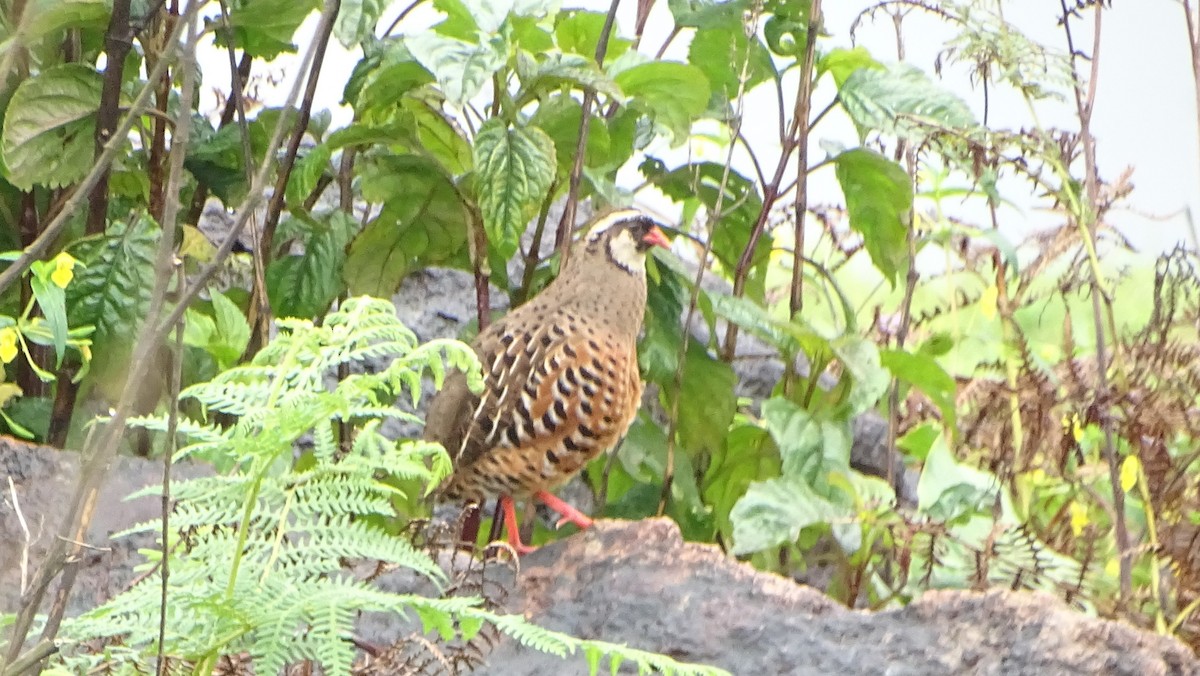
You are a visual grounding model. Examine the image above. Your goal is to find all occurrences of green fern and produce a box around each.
[54,296,729,676]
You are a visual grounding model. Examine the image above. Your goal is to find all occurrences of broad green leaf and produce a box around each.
[285,143,332,206]
[516,52,624,104]
[207,289,252,369]
[472,119,555,259]
[834,148,911,285]
[662,343,737,458]
[531,95,621,178]
[553,10,631,63]
[334,0,385,48]
[267,211,358,320]
[345,40,434,112]
[613,62,709,145]
[880,348,957,428]
[403,98,473,176]
[916,434,1002,518]
[730,475,842,555]
[65,216,157,393]
[818,46,884,88]
[456,0,553,32]
[839,62,978,142]
[345,155,470,296]
[668,0,747,28]
[223,0,321,59]
[761,397,852,485]
[829,334,889,417]
[406,31,506,105]
[1,64,102,190]
[19,0,109,43]
[762,0,811,56]
[688,26,775,110]
[637,267,687,382]
[703,422,776,539]
[706,291,800,355]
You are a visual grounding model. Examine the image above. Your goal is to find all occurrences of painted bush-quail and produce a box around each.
[425,209,670,553]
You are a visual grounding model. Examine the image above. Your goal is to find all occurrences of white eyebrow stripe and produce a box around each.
[585,209,644,241]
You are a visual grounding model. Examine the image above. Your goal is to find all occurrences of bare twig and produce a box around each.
[1058,0,1130,607]
[554,0,621,263]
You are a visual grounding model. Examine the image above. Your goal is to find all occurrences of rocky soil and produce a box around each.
[2,439,1197,675]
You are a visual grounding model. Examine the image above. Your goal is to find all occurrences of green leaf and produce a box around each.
[345,155,470,296]
[472,119,556,259]
[346,40,435,113]
[916,434,1001,522]
[763,0,811,57]
[818,46,884,88]
[762,397,851,485]
[663,343,737,459]
[688,26,775,110]
[516,52,624,104]
[1,64,102,190]
[406,31,507,105]
[29,267,68,364]
[880,348,957,428]
[834,148,912,285]
[830,334,889,417]
[531,95,621,178]
[613,62,709,145]
[224,0,321,59]
[668,0,747,28]
[19,0,110,43]
[838,62,978,142]
[267,211,357,320]
[285,143,332,206]
[730,475,841,555]
[334,0,385,48]
[402,98,473,176]
[208,289,252,370]
[554,10,631,62]
[65,215,157,392]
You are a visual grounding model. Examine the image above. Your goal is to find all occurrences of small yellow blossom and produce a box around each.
[1120,455,1141,493]
[1062,413,1083,443]
[0,328,19,364]
[979,284,998,321]
[50,252,76,288]
[1069,501,1089,536]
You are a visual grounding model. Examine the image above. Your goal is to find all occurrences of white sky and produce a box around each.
[204,0,1199,255]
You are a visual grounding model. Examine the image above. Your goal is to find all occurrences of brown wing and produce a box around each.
[439,317,641,500]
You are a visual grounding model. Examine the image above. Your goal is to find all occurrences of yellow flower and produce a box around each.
[1120,455,1141,493]
[1069,501,1089,536]
[50,252,76,288]
[979,284,998,320]
[1062,413,1083,443]
[0,328,18,364]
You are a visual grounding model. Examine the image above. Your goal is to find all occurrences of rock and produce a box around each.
[1,442,1196,674]
[489,518,1199,676]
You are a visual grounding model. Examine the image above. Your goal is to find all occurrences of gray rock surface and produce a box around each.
[2,441,1196,675]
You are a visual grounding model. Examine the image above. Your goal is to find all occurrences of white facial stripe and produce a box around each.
[586,209,644,242]
[607,228,646,274]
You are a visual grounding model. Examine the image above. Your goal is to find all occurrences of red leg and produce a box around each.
[499,495,536,555]
[534,490,594,530]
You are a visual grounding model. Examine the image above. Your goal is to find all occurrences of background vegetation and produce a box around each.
[1,0,1199,672]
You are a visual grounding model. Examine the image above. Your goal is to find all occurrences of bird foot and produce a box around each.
[534,490,595,530]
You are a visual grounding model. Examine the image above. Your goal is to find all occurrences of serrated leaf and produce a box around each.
[613,62,709,145]
[334,0,385,48]
[554,10,631,62]
[345,155,469,295]
[205,289,252,369]
[531,95,620,178]
[668,0,747,28]
[516,52,624,104]
[762,397,851,485]
[839,62,978,142]
[834,148,911,285]
[267,211,357,320]
[346,40,435,113]
[223,0,321,59]
[818,46,884,88]
[285,142,332,206]
[406,31,506,105]
[688,26,775,110]
[662,343,736,458]
[65,215,157,391]
[1,63,102,190]
[402,98,472,176]
[730,475,842,555]
[20,0,110,43]
[472,120,555,259]
[830,334,889,416]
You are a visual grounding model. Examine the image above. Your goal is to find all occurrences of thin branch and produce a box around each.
[86,0,134,235]
[554,0,622,263]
